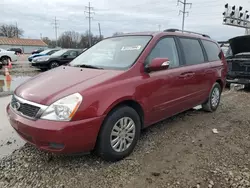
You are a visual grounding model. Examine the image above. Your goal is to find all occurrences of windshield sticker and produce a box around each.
[121,45,141,51]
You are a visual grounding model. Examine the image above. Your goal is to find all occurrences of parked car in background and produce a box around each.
[32,48,44,55]
[28,49,59,62]
[31,49,83,70]
[7,47,23,55]
[0,48,18,65]
[226,35,250,88]
[7,29,227,162]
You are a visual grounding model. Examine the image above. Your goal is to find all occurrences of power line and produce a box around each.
[51,17,59,47]
[177,0,192,32]
[85,2,95,47]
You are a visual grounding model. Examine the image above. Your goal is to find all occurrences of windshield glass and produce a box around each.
[51,49,68,56]
[69,36,152,69]
[39,49,52,55]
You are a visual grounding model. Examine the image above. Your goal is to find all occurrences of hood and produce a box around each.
[29,54,46,58]
[0,49,15,55]
[229,35,250,55]
[33,55,51,61]
[15,66,123,105]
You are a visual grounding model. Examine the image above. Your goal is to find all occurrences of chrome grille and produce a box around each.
[10,95,46,119]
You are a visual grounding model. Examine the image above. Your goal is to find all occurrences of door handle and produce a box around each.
[179,72,195,78]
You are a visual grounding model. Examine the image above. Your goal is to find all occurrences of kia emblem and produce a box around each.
[13,102,21,111]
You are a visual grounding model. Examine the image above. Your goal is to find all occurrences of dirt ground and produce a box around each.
[0,89,250,188]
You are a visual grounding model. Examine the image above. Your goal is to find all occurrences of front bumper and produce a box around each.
[226,78,250,85]
[7,104,105,154]
[31,61,49,68]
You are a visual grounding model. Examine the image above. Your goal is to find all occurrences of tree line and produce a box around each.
[0,24,124,49]
[42,31,104,49]
[43,31,124,49]
[0,24,24,38]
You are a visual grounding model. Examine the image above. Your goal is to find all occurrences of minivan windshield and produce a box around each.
[69,36,152,70]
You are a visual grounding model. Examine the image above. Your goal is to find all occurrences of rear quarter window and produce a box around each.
[179,38,205,65]
[202,40,220,61]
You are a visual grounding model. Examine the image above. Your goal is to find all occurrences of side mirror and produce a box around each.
[218,50,224,60]
[145,58,170,72]
[63,54,68,58]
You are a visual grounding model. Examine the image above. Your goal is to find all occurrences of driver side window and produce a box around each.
[69,51,77,57]
[145,37,180,68]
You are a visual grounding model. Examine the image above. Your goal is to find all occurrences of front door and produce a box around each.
[61,50,78,65]
[141,37,197,125]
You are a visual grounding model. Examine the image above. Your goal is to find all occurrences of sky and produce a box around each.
[1,0,250,41]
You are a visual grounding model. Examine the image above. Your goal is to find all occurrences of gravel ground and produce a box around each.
[1,89,250,188]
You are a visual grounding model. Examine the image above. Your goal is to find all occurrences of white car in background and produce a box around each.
[0,48,18,66]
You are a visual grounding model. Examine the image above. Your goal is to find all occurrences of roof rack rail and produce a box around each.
[164,28,210,38]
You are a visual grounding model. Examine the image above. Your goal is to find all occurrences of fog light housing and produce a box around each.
[49,142,64,149]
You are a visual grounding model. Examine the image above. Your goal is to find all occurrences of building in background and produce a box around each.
[0,37,48,53]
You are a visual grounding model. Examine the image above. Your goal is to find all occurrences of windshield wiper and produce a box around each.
[75,64,103,69]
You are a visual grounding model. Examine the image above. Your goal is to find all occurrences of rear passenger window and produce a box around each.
[202,40,220,61]
[179,38,204,65]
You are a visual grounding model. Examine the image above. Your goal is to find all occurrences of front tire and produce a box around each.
[50,61,59,69]
[202,83,222,112]
[96,106,141,162]
[40,68,47,71]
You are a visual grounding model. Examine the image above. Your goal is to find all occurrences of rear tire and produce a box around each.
[202,83,221,112]
[96,106,141,162]
[0,56,11,66]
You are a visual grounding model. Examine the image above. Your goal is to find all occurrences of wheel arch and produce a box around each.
[0,55,11,61]
[216,79,224,90]
[103,99,145,129]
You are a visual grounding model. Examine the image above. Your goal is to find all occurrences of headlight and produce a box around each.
[41,93,82,121]
[37,57,50,62]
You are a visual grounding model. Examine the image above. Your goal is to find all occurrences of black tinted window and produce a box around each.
[180,38,204,65]
[69,51,77,57]
[202,40,220,61]
[47,50,57,55]
[146,37,180,68]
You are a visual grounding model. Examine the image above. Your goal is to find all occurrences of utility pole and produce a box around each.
[177,0,192,32]
[52,17,59,47]
[98,23,102,39]
[40,33,42,39]
[158,24,161,31]
[15,22,18,38]
[85,2,94,47]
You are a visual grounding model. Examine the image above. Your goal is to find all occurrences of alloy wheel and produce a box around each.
[211,87,220,107]
[110,117,136,152]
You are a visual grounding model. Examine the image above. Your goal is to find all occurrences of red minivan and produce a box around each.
[7,29,227,161]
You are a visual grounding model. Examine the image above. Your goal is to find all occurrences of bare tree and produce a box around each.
[57,30,101,49]
[112,32,124,36]
[0,24,24,38]
[42,37,51,45]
